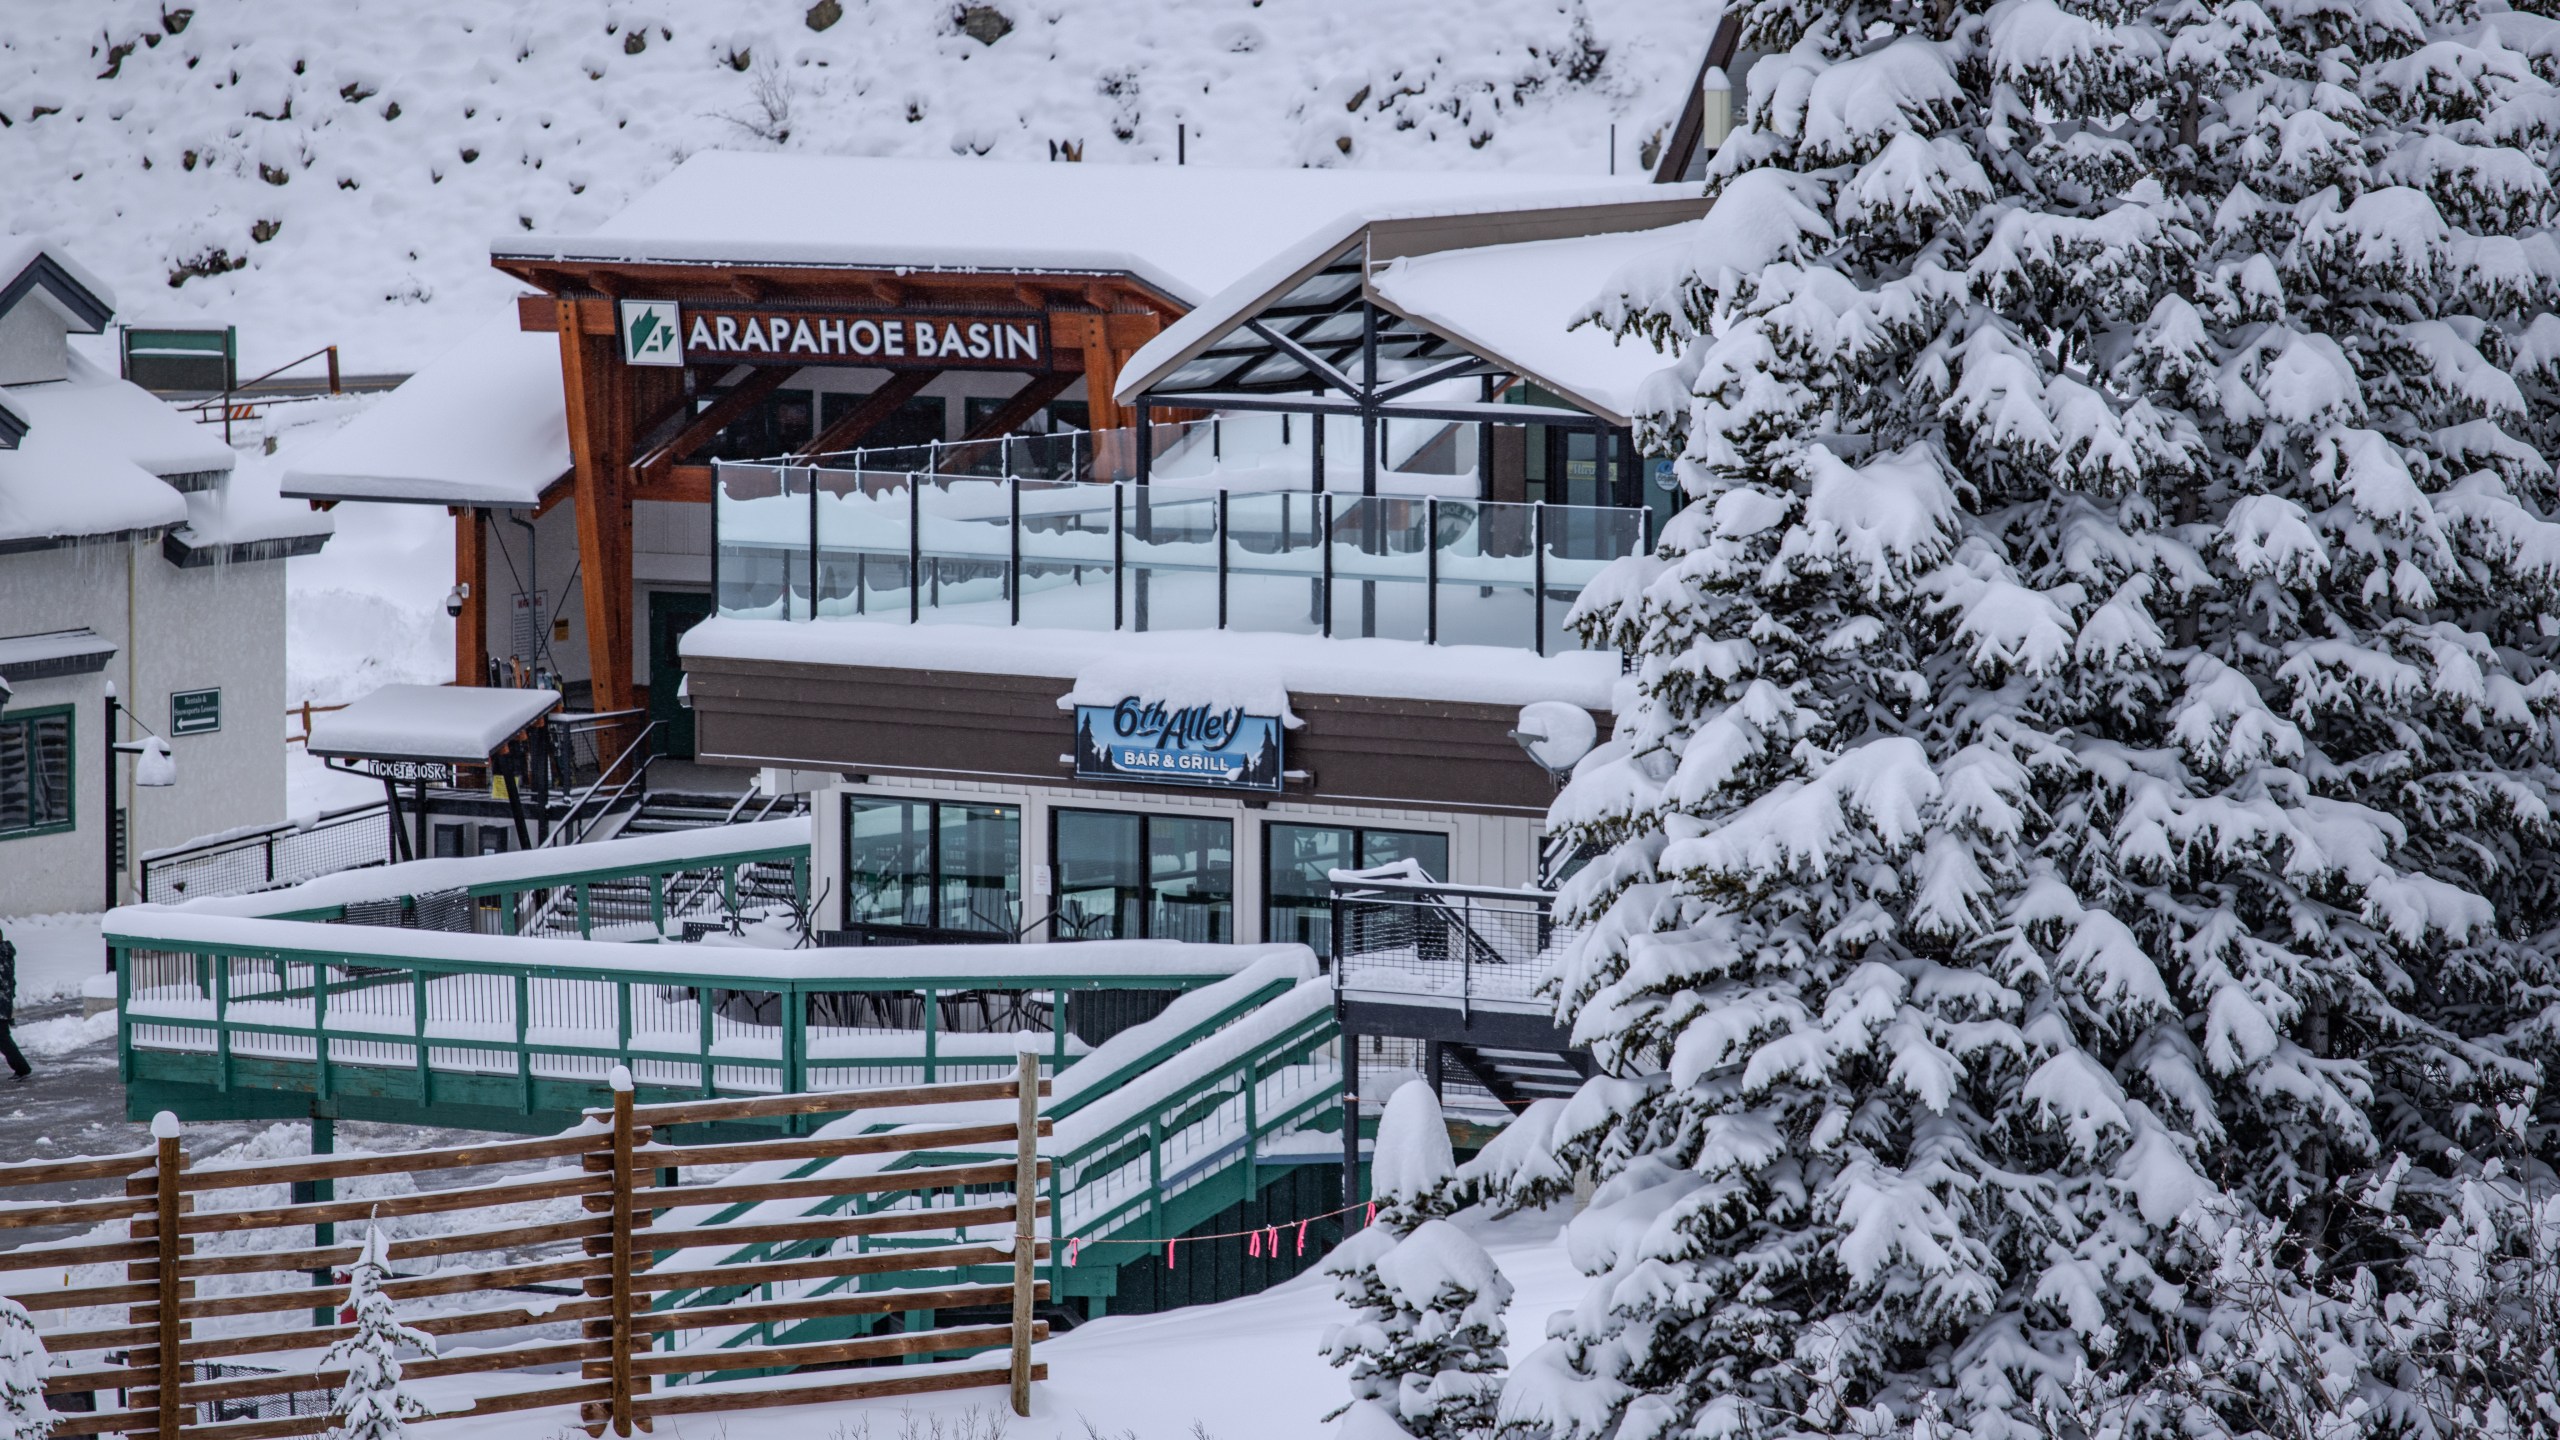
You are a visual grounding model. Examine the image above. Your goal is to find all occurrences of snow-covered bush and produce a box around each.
[1505,1,2560,1436]
[1324,1084,1514,1438]
[321,1230,433,1440]
[0,1298,56,1440]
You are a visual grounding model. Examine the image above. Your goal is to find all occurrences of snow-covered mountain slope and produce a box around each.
[5,0,1718,373]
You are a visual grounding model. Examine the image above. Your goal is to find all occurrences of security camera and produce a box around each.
[444,583,471,618]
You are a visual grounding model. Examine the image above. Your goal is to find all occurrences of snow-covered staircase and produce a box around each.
[641,955,1347,1369]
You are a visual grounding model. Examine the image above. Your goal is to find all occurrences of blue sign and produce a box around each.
[1073,698,1285,793]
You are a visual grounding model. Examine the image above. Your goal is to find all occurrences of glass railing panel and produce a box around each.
[1325,496,1430,642]
[1123,481,1223,633]
[715,463,813,619]
[1013,477,1120,631]
[1425,498,1540,650]
[1540,504,1646,653]
[1222,490,1326,637]
[913,472,1016,625]
[812,466,915,622]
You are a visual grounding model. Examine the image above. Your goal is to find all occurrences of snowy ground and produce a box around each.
[458,1203,1582,1440]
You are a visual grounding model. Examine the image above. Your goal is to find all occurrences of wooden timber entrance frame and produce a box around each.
[470,254,1183,746]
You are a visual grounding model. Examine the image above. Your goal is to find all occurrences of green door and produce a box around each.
[647,590,717,759]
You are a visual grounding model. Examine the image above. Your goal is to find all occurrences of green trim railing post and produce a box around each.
[922,988,938,1084]
[211,953,231,1093]
[412,970,429,1102]
[1051,991,1068,1066]
[648,873,666,938]
[617,977,635,1078]
[783,983,807,1105]
[575,882,593,938]
[502,888,521,935]
[514,971,533,1113]
[312,960,331,1101]
[698,986,716,1096]
[1242,1056,1257,1198]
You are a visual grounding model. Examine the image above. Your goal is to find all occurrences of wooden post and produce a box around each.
[152,1111,184,1440]
[455,506,489,687]
[608,1066,637,1437]
[1010,1051,1038,1418]
[558,297,639,745]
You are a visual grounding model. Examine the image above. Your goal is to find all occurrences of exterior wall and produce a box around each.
[128,547,288,867]
[0,539,295,914]
[0,543,124,915]
[0,302,68,386]
[687,657,1577,818]
[478,503,588,686]
[811,772,1546,946]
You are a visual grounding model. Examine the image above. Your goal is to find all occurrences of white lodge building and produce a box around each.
[0,244,332,916]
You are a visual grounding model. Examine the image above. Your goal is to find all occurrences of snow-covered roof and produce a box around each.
[499,152,1649,304]
[2,352,234,478]
[1112,191,1706,412]
[0,628,117,680]
[0,241,116,333]
[279,308,571,507]
[173,455,336,551]
[305,683,563,762]
[682,616,1623,712]
[0,355,197,547]
[1367,226,1688,425]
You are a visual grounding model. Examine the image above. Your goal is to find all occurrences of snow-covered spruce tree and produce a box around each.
[1498,2,2560,1437]
[1324,1083,1514,1439]
[321,1229,433,1440]
[0,1298,55,1440]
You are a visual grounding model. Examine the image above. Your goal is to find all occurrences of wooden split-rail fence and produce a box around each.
[2,1057,1052,1437]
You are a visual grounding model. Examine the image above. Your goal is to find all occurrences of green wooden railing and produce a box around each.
[109,921,1271,1131]
[649,967,1344,1357]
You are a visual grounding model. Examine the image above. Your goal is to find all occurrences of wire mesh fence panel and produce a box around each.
[1332,889,1561,1007]
[141,805,395,904]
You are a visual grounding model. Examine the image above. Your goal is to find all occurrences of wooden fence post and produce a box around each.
[152,1111,185,1440]
[1011,1051,1037,1418]
[609,1066,637,1438]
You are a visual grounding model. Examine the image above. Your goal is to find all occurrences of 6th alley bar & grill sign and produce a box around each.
[619,298,1047,370]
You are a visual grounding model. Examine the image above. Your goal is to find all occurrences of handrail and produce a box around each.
[652,970,1339,1324]
[139,799,390,868]
[540,719,663,850]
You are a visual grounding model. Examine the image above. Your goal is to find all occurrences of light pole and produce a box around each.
[102,683,176,911]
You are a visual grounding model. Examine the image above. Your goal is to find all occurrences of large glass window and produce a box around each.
[841,797,1020,938]
[1051,809,1233,943]
[0,706,73,840]
[1265,823,1448,955]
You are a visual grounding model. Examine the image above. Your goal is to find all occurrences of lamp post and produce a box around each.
[103,684,177,911]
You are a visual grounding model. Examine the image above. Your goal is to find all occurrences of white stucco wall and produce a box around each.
[0,538,291,915]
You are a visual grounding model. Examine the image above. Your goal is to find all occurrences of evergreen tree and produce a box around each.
[0,1298,55,1440]
[1500,3,2560,1437]
[322,1230,433,1440]
[1324,1083,1514,1439]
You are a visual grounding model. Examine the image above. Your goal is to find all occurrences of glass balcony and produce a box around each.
[712,420,1648,654]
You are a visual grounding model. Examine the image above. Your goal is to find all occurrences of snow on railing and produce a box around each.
[108,917,1286,1115]
[713,424,1647,655]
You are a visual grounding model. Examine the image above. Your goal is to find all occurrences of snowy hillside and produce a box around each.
[4,0,1719,374]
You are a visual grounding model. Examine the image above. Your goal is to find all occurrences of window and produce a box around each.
[1265,823,1448,955]
[841,797,1021,938]
[0,706,73,840]
[1052,809,1234,943]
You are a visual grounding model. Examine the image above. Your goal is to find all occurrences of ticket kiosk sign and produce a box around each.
[1073,698,1284,793]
